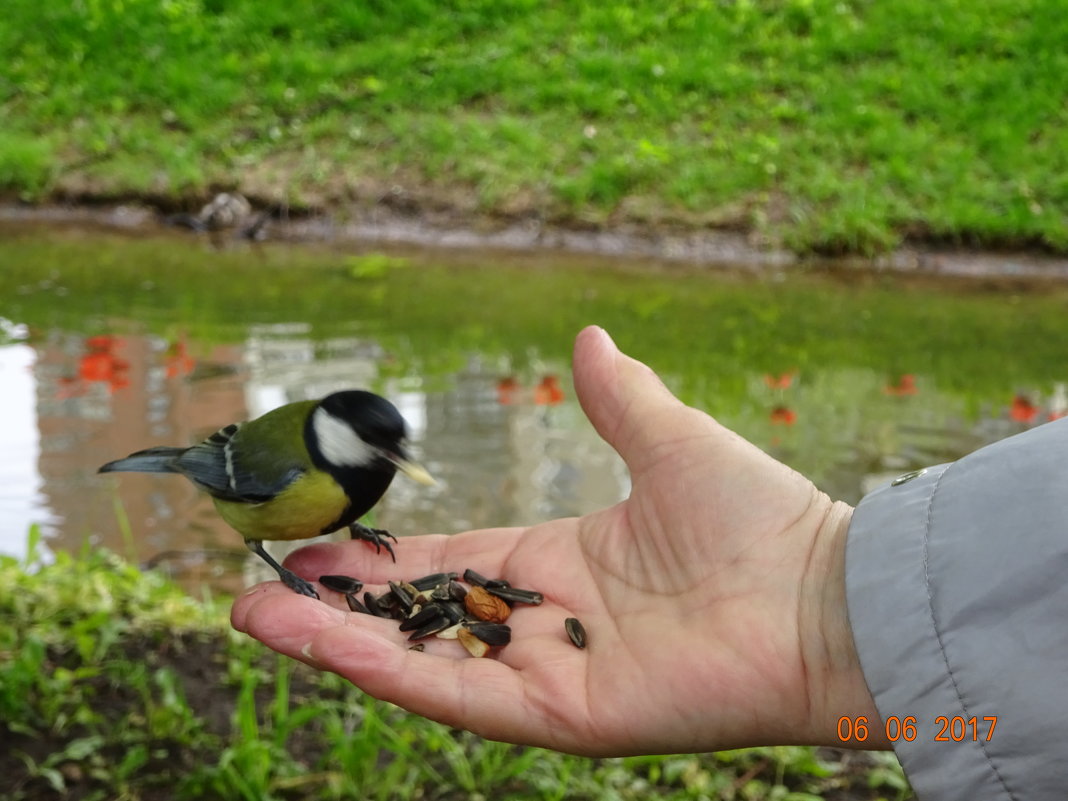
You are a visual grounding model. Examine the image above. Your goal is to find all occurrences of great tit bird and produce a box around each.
[98,390,435,598]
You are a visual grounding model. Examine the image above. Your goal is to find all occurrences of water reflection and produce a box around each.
[4,315,1066,594]
[7,325,626,593]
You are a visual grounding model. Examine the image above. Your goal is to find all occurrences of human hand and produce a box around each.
[231,326,885,755]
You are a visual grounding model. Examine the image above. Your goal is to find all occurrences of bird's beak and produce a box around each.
[390,454,437,486]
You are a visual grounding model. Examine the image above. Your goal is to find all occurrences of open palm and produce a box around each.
[231,327,875,755]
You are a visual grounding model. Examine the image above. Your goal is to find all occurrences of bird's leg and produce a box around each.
[245,539,319,599]
[348,522,398,562]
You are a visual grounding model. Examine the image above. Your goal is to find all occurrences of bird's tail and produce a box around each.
[98,447,187,474]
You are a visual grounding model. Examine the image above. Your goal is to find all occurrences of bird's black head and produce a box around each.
[306,390,409,474]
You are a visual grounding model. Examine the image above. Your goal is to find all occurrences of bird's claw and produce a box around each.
[280,569,320,599]
[349,523,398,562]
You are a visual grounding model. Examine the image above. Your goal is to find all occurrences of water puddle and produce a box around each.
[2,221,1065,594]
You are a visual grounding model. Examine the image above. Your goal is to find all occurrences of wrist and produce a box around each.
[799,498,890,750]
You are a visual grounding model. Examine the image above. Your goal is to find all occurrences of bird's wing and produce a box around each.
[174,421,304,503]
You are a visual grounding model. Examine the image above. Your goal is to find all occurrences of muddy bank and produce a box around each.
[4,200,1068,282]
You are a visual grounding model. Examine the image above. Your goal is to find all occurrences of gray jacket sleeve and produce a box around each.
[846,417,1068,801]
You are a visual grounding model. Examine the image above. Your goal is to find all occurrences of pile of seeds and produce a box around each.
[319,569,586,656]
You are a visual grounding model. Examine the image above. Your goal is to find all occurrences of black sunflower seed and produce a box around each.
[399,604,445,632]
[438,600,467,624]
[565,617,587,649]
[388,580,416,612]
[410,572,459,591]
[319,575,364,594]
[363,591,390,618]
[462,568,490,588]
[487,586,544,605]
[407,616,452,641]
[345,595,369,614]
[464,621,512,647]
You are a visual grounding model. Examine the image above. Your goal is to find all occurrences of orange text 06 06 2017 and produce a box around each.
[836,715,998,743]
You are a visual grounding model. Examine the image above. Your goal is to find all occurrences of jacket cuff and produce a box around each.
[845,418,1068,801]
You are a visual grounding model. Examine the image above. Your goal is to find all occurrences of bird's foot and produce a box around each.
[349,522,398,562]
[246,539,320,599]
[278,567,320,599]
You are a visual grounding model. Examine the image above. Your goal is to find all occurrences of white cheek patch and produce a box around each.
[312,408,377,467]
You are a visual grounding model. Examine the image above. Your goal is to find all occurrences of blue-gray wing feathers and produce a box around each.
[98,422,303,503]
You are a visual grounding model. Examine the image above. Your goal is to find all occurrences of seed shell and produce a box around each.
[388,580,417,612]
[465,621,512,647]
[363,592,390,618]
[408,616,452,641]
[462,568,491,588]
[487,586,544,606]
[345,595,370,614]
[319,574,364,594]
[399,604,445,632]
[564,617,587,649]
[410,572,459,591]
[438,600,468,624]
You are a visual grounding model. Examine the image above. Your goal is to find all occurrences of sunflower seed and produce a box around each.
[410,572,459,591]
[398,604,445,632]
[387,580,416,612]
[319,574,364,594]
[363,591,390,618]
[465,621,512,647]
[564,617,587,649]
[430,579,468,602]
[487,586,544,606]
[462,568,491,588]
[407,612,452,640]
[436,600,467,624]
[345,594,369,614]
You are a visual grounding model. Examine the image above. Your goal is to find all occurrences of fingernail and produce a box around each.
[586,324,615,349]
[300,642,322,667]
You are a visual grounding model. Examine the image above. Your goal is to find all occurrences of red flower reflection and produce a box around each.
[534,375,565,406]
[1010,394,1039,423]
[496,376,520,405]
[77,335,130,392]
[769,405,797,425]
[884,374,918,396]
[763,371,796,390]
[165,340,196,378]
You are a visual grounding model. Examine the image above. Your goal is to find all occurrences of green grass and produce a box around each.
[1,528,910,800]
[2,0,1067,254]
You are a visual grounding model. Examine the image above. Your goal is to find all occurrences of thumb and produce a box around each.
[572,326,705,475]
